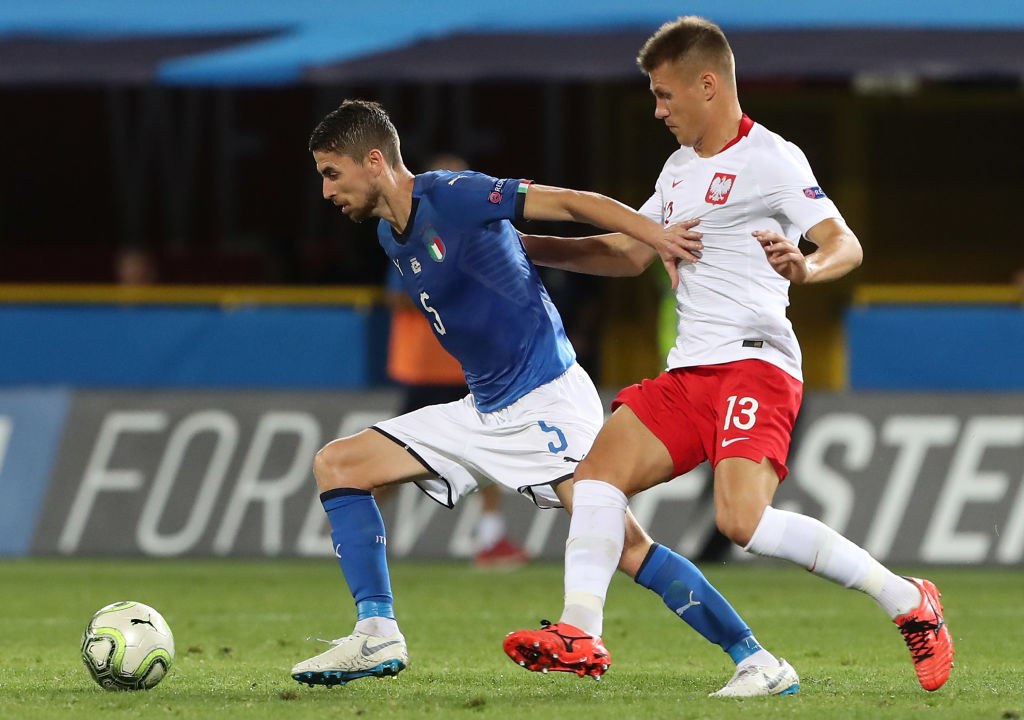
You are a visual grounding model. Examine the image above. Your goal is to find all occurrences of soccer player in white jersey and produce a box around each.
[290,99,798,695]
[505,16,954,695]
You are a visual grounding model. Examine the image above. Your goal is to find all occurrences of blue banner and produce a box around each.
[847,306,1024,390]
[0,388,70,555]
[0,305,388,389]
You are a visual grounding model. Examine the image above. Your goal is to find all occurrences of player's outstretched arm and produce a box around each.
[521,232,658,277]
[522,184,703,287]
[754,218,862,285]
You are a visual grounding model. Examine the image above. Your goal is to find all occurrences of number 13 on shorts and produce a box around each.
[723,395,758,430]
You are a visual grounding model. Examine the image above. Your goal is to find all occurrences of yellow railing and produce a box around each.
[4,282,1017,307]
[853,284,1023,305]
[0,284,384,307]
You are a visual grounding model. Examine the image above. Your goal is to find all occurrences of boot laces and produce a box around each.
[899,619,938,663]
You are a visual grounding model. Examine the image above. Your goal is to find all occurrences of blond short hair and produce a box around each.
[637,15,735,84]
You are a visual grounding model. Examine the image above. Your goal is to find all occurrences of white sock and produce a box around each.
[354,617,400,638]
[474,511,505,552]
[744,506,920,618]
[877,574,923,619]
[737,648,779,670]
[559,479,628,637]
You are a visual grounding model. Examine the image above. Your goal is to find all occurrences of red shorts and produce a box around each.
[611,360,803,481]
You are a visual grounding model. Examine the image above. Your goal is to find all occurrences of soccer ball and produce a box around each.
[81,601,175,691]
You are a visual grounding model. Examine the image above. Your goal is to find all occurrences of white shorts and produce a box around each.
[372,363,603,509]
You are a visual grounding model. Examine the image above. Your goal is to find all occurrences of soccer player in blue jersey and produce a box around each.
[290,99,798,696]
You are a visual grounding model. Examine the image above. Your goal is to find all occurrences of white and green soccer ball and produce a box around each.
[81,601,175,691]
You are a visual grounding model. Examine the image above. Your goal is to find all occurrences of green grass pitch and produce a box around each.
[0,559,1020,719]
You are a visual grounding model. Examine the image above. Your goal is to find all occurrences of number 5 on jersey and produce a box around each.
[419,291,446,335]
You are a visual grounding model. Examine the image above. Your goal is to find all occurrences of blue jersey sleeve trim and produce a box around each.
[429,170,527,225]
[514,180,530,221]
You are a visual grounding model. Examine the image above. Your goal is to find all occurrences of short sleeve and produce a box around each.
[758,143,843,239]
[638,183,662,224]
[429,170,528,226]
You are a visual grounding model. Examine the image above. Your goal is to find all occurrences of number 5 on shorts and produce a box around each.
[538,421,567,453]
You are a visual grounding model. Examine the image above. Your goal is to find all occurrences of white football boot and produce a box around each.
[709,658,800,697]
[291,631,408,686]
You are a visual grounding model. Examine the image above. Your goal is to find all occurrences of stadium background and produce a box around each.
[0,1,1022,565]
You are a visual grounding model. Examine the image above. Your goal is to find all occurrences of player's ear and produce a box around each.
[366,148,385,174]
[701,71,717,100]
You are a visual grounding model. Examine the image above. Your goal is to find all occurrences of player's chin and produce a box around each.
[346,206,370,223]
[671,128,693,146]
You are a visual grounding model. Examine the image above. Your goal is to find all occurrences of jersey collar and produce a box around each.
[718,114,754,154]
[391,196,420,244]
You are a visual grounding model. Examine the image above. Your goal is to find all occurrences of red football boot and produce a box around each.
[473,538,529,569]
[894,577,954,691]
[503,620,611,679]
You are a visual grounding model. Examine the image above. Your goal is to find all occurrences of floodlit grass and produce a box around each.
[0,559,1020,719]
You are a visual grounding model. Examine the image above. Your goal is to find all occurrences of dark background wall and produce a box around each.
[4,79,1021,285]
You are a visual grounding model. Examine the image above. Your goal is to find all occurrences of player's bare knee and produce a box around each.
[715,508,757,548]
[573,456,598,481]
[313,439,366,492]
[312,444,339,492]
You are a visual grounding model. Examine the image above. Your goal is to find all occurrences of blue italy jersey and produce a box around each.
[378,170,575,412]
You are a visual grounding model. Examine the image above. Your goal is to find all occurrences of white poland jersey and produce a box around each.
[639,116,844,382]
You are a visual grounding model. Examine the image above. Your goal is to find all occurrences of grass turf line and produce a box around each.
[0,559,1020,720]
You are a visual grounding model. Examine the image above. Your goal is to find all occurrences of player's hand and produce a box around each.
[754,229,809,284]
[654,219,703,289]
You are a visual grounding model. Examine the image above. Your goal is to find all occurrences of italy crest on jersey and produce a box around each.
[706,172,736,205]
[422,225,446,262]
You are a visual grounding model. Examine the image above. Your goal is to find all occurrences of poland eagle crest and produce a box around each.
[705,173,736,205]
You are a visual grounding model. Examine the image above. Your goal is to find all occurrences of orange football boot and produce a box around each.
[894,577,954,691]
[503,620,610,679]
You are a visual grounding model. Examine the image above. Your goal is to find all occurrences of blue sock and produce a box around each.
[321,488,394,620]
[635,544,760,664]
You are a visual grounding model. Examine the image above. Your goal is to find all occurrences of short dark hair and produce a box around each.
[637,16,734,80]
[308,99,401,166]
